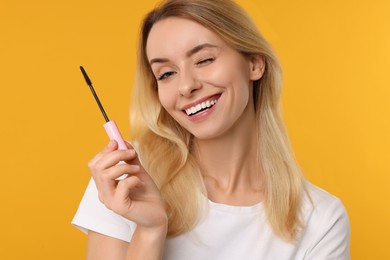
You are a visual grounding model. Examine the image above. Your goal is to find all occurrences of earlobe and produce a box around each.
[249,55,265,81]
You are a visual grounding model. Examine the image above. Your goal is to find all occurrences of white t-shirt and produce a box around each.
[72,179,350,259]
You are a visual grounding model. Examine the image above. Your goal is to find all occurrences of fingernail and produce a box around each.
[126,149,136,155]
[108,140,115,147]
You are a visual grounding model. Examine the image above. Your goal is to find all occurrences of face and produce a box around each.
[146,17,264,140]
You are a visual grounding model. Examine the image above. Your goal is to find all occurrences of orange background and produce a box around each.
[0,0,389,259]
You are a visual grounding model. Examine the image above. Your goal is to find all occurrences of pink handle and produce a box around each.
[104,120,128,150]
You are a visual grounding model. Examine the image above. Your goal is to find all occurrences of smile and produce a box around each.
[185,98,219,116]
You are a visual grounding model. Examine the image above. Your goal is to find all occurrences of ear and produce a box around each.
[249,55,265,81]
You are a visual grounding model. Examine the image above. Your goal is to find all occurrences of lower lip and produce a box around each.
[186,101,218,122]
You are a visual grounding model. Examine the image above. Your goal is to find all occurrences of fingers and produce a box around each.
[100,176,143,213]
[88,140,118,166]
[97,164,141,205]
[88,140,135,167]
[89,145,138,172]
[87,140,141,204]
[96,149,138,170]
[105,163,141,180]
[111,176,144,214]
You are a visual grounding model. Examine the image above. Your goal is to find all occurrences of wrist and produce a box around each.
[135,221,168,242]
[126,223,168,259]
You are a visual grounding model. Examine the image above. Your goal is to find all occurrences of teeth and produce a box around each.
[190,107,196,114]
[185,99,218,116]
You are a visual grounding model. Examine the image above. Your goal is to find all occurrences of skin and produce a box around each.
[87,17,265,259]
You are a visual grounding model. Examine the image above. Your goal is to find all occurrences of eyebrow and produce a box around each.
[149,43,218,66]
[186,43,218,57]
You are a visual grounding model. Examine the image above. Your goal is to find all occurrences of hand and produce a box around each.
[88,140,168,233]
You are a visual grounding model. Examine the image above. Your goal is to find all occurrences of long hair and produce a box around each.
[130,0,307,241]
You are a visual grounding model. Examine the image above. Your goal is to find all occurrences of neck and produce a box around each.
[192,105,264,205]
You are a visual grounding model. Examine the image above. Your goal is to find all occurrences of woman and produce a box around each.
[73,0,350,259]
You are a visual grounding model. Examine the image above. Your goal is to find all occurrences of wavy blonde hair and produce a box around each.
[130,0,307,242]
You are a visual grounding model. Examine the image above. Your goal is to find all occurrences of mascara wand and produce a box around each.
[80,66,128,150]
[80,66,110,122]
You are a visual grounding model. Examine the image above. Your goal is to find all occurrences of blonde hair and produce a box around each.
[130,0,307,241]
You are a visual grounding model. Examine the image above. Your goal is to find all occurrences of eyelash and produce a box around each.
[157,71,176,81]
[156,57,215,81]
[196,57,215,65]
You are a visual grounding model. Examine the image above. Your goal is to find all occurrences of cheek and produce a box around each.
[158,87,176,112]
[201,57,251,87]
[157,89,168,109]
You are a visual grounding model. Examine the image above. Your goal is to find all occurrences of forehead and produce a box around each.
[146,17,223,59]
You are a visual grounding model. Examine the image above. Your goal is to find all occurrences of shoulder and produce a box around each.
[299,181,350,259]
[302,181,349,231]
[302,182,349,223]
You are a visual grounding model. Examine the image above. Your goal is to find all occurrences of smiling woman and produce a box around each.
[72,0,350,259]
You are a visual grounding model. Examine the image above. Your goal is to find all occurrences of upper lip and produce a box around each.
[180,94,221,111]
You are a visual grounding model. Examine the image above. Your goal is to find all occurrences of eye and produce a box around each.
[196,57,215,66]
[157,71,176,81]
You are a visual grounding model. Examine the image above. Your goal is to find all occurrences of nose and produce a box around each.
[178,70,201,97]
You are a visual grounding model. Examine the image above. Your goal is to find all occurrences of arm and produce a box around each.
[87,231,129,260]
[87,229,168,260]
[87,228,167,260]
